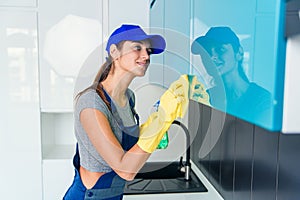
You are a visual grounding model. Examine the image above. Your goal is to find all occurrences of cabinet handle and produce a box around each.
[150,0,156,9]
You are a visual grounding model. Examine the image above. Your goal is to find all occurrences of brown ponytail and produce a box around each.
[75,57,112,110]
[75,41,125,110]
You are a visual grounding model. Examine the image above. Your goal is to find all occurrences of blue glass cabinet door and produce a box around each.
[150,0,286,131]
[191,0,286,131]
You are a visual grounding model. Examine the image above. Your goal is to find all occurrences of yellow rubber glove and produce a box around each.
[159,75,189,121]
[188,75,210,106]
[137,75,189,153]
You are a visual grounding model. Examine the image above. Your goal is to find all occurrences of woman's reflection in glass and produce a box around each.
[192,26,272,122]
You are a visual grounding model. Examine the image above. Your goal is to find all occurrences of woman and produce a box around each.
[63,24,187,200]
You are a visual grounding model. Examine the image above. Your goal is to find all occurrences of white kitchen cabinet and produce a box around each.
[146,0,164,86]
[108,0,149,33]
[163,0,191,85]
[148,0,191,87]
[42,159,74,200]
[0,9,42,200]
[41,112,76,160]
[38,0,150,112]
[38,0,103,112]
[0,0,36,7]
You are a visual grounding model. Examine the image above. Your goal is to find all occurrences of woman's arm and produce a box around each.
[80,108,150,181]
[80,75,189,181]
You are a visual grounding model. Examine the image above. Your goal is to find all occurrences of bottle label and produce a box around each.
[153,100,169,149]
[156,131,169,149]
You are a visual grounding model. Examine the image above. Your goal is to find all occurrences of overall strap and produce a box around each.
[73,143,80,169]
[127,91,140,126]
[103,88,140,125]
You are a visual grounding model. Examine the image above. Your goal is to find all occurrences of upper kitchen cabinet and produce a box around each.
[150,0,191,87]
[164,0,191,86]
[0,0,36,7]
[148,0,165,86]
[38,0,103,112]
[191,0,286,131]
[108,0,149,33]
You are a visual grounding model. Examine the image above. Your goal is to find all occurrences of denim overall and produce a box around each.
[63,90,139,200]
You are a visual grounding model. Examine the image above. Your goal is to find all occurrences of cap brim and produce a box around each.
[191,36,212,54]
[148,35,166,54]
[130,34,166,54]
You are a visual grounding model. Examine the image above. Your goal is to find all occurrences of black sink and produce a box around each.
[124,162,208,194]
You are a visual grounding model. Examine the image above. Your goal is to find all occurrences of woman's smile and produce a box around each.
[136,60,149,68]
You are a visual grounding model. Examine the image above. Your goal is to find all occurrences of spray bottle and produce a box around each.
[152,100,169,149]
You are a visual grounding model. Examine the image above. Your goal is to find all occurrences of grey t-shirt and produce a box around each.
[74,89,135,172]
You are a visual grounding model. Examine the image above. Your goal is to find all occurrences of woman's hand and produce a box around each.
[137,75,189,153]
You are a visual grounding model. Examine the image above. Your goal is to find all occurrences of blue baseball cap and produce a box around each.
[105,24,166,54]
[191,26,240,54]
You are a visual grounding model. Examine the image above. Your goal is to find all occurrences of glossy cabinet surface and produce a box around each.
[150,0,191,87]
[0,9,42,199]
[108,0,149,33]
[191,0,286,131]
[148,0,164,86]
[42,159,74,200]
[0,0,36,7]
[163,0,190,85]
[38,0,103,111]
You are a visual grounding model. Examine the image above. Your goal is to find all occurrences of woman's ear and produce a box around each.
[109,44,120,60]
[236,46,244,61]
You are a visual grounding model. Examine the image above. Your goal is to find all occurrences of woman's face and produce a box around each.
[210,43,239,76]
[116,40,152,77]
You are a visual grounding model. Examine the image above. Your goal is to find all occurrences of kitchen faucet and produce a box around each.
[172,120,191,181]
